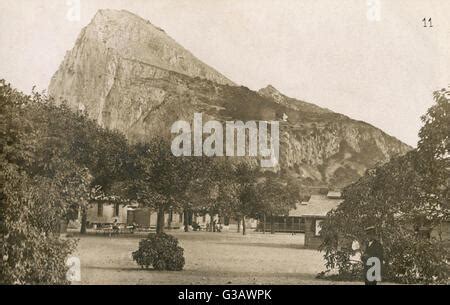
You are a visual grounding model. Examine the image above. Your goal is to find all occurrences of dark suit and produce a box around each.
[362,239,384,285]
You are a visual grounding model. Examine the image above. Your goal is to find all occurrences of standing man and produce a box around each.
[362,226,384,285]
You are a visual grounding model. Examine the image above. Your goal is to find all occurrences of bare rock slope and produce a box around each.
[49,9,411,188]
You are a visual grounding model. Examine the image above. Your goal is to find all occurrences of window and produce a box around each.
[315,219,323,236]
[97,203,103,217]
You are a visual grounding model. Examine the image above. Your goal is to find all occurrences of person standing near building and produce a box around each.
[362,226,384,285]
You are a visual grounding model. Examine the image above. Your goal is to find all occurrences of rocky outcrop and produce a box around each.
[49,9,233,125]
[49,9,411,189]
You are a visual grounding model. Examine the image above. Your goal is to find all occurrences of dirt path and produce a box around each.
[73,231,360,285]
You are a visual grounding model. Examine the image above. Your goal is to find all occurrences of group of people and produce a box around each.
[208,220,223,232]
[191,220,222,232]
[111,219,138,234]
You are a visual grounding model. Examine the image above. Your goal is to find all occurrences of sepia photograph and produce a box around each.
[0,0,449,290]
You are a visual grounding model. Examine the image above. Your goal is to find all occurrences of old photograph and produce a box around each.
[0,0,449,287]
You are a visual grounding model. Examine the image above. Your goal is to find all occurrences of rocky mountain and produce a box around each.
[49,9,411,189]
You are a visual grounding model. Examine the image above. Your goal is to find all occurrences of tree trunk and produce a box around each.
[270,213,275,234]
[80,206,87,234]
[184,209,189,232]
[237,217,241,233]
[242,216,246,235]
[168,209,172,230]
[263,213,266,234]
[208,213,214,232]
[156,207,165,234]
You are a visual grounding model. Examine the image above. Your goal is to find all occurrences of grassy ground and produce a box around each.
[72,230,360,285]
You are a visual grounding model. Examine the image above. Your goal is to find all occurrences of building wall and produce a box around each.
[303,219,450,250]
[85,204,258,231]
[87,202,128,224]
[126,208,183,229]
[193,214,213,227]
[260,216,305,233]
[183,214,258,231]
[304,217,325,249]
[127,208,154,227]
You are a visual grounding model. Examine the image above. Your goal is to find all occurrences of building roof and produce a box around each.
[326,191,342,199]
[288,195,342,217]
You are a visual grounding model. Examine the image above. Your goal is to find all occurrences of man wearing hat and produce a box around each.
[361,226,384,285]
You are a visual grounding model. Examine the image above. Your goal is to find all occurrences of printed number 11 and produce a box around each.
[423,18,433,27]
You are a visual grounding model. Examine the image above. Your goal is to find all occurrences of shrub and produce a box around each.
[132,233,185,271]
[0,164,78,284]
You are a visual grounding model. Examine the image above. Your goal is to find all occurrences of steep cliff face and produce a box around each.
[49,9,234,125]
[49,9,411,189]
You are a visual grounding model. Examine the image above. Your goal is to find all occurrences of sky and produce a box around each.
[0,0,449,147]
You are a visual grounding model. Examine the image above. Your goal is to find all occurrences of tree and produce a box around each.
[256,177,298,234]
[0,161,81,284]
[0,80,87,283]
[417,88,449,222]
[186,158,234,232]
[128,138,213,233]
[418,88,450,159]
[178,157,218,232]
[0,79,134,282]
[215,162,260,235]
[12,87,132,234]
[319,88,449,284]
